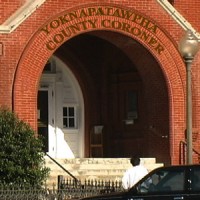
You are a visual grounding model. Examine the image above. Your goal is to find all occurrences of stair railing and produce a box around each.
[45,153,79,184]
[180,141,200,164]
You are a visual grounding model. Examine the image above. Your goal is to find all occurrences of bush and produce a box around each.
[0,107,50,188]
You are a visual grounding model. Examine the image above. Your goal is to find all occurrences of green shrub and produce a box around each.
[0,107,50,188]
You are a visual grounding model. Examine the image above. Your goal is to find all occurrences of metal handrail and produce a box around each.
[180,141,200,164]
[45,153,79,184]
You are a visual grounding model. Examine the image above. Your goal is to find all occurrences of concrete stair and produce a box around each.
[44,157,163,189]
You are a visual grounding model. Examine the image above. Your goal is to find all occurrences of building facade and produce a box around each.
[0,0,200,165]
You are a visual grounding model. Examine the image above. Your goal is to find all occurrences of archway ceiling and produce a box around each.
[55,31,165,88]
[57,31,137,75]
[53,31,168,120]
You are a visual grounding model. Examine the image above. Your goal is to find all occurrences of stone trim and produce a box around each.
[157,0,200,40]
[0,0,46,34]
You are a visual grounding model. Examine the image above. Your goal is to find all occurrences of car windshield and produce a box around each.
[136,168,186,194]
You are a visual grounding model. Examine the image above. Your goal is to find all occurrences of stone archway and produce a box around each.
[13,4,186,164]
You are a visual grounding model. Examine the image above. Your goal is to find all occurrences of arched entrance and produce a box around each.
[38,56,85,158]
[55,31,170,164]
[13,4,186,165]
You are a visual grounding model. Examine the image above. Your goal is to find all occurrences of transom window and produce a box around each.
[63,106,77,129]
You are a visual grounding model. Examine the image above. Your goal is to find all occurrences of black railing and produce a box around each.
[45,153,79,185]
[0,178,123,200]
[58,176,123,199]
[180,141,200,164]
[0,186,74,200]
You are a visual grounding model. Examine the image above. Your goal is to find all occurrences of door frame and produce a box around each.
[39,75,56,157]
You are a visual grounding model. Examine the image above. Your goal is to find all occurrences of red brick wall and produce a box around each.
[1,0,200,164]
[175,0,200,33]
[0,0,26,24]
[175,0,200,161]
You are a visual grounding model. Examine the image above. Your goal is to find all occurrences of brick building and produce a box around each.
[0,0,200,166]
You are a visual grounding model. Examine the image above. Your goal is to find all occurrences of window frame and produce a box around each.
[62,105,78,130]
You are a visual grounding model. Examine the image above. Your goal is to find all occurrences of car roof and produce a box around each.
[155,164,200,170]
[131,164,200,190]
[143,164,200,177]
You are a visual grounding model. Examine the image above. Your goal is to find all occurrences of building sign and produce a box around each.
[41,6,165,55]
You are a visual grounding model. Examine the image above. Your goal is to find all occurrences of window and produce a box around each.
[63,106,77,129]
[44,60,52,72]
[138,168,185,194]
[191,167,200,191]
[126,91,138,120]
[43,59,56,73]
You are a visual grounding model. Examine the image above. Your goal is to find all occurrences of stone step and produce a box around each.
[44,157,163,188]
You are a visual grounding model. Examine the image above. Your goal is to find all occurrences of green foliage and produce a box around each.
[0,107,50,188]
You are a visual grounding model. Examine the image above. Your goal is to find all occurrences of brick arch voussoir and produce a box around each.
[13,4,186,142]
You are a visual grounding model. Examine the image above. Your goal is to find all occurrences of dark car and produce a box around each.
[80,164,200,200]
